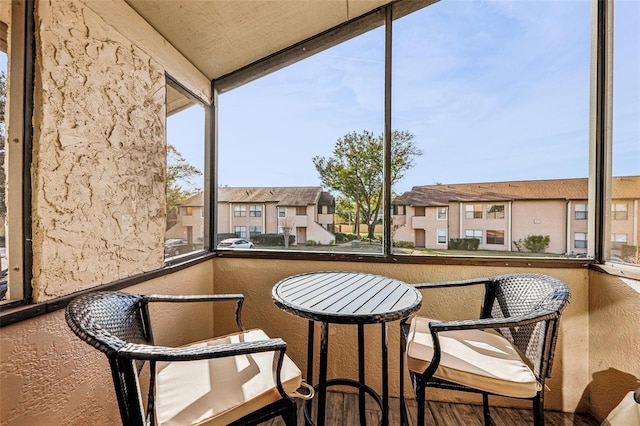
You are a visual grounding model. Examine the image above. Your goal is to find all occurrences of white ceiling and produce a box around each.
[124,0,394,80]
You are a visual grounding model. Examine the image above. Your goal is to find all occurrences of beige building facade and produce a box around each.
[393,176,640,256]
[165,193,206,250]
[217,187,335,245]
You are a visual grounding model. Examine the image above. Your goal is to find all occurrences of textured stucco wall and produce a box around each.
[212,258,591,413]
[588,271,640,422]
[31,0,166,301]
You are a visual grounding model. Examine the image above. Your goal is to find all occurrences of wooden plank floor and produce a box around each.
[261,391,599,426]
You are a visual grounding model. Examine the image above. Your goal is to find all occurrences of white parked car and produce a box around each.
[217,238,254,249]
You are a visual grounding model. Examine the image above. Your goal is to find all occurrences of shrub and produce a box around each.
[523,235,550,253]
[393,240,415,249]
[513,235,550,253]
[306,240,317,246]
[252,233,295,246]
[449,238,479,250]
[621,245,640,264]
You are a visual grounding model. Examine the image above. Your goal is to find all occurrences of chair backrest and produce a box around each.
[481,273,570,380]
[66,291,153,357]
[66,291,153,425]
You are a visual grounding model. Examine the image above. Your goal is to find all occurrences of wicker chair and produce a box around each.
[65,291,312,426]
[400,273,571,426]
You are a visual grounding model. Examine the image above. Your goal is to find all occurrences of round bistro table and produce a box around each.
[272,271,422,426]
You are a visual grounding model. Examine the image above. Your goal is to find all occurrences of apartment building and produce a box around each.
[165,193,206,250]
[217,187,336,245]
[392,176,640,255]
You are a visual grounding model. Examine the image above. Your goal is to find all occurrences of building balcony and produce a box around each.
[1,256,637,425]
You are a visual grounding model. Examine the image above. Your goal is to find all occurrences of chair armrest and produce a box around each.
[142,294,245,331]
[412,277,493,290]
[142,294,244,303]
[428,309,559,333]
[119,337,286,362]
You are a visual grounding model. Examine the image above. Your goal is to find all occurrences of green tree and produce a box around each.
[313,130,422,239]
[335,196,356,231]
[166,144,202,230]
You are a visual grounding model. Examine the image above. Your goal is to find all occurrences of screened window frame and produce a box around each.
[1,0,33,307]
[0,0,635,321]
[206,0,635,278]
[165,75,210,262]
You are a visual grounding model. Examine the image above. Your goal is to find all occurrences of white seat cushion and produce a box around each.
[602,391,640,426]
[406,316,541,398]
[155,329,302,426]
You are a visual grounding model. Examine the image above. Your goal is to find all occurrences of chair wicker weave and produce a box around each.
[400,273,570,426]
[66,291,308,426]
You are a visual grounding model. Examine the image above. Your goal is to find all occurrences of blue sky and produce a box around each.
[212,0,638,194]
[2,1,637,196]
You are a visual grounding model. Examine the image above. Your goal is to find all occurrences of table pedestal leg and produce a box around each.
[382,323,389,426]
[358,324,366,426]
[317,322,329,426]
[305,321,315,426]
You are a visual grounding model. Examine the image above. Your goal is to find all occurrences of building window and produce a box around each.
[296,206,306,216]
[437,229,447,244]
[249,226,262,238]
[414,206,425,216]
[486,230,505,245]
[611,233,627,250]
[611,203,628,220]
[437,207,447,220]
[575,203,587,220]
[165,78,205,261]
[234,226,247,238]
[486,205,505,219]
[234,205,246,217]
[575,232,587,249]
[277,207,286,218]
[465,205,483,219]
[249,205,262,217]
[465,229,483,242]
[393,205,406,215]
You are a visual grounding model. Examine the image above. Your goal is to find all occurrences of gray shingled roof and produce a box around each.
[393,176,640,206]
[178,192,204,207]
[218,187,325,206]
